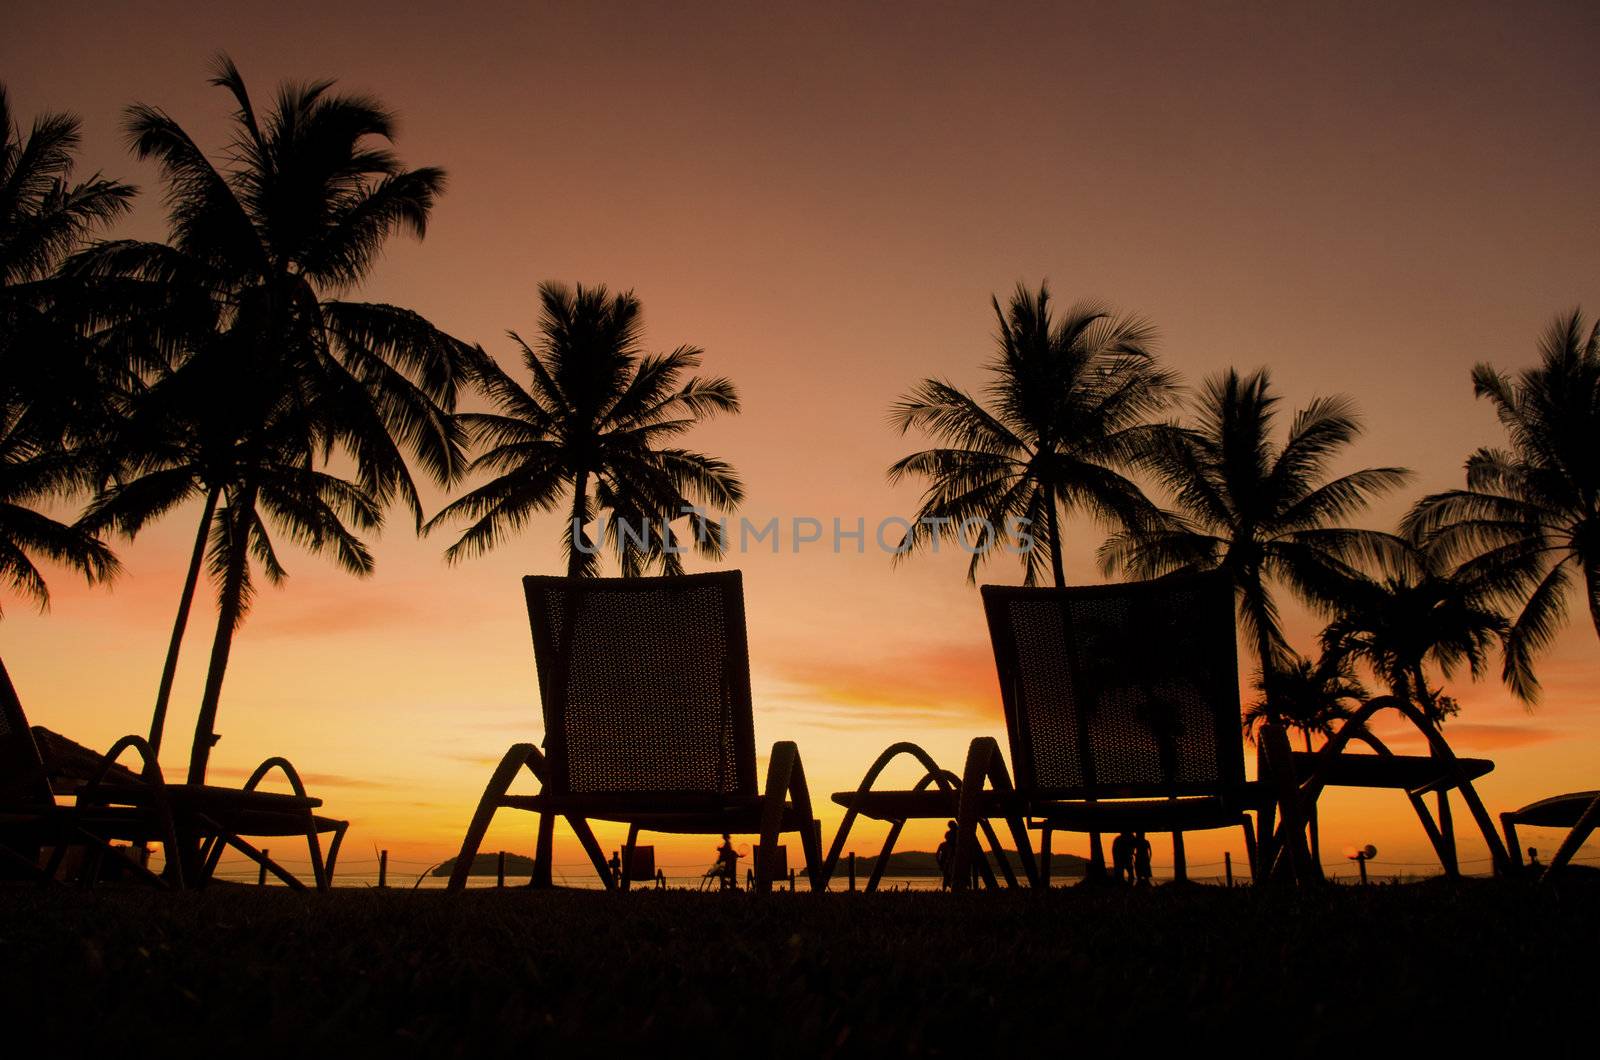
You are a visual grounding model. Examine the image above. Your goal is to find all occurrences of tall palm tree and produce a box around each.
[0,82,130,616]
[73,58,480,780]
[890,282,1176,586]
[1098,368,1409,683]
[426,282,743,576]
[1402,310,1600,702]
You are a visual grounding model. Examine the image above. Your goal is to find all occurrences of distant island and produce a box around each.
[432,852,539,877]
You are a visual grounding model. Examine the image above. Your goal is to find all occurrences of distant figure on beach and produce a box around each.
[608,850,621,885]
[716,833,743,890]
[1133,833,1153,885]
[1111,831,1136,883]
[935,820,958,887]
[1528,846,1540,869]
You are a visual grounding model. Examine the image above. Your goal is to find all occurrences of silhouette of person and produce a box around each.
[935,820,959,887]
[1110,831,1136,883]
[716,832,742,890]
[1528,846,1540,868]
[1133,832,1153,885]
[608,850,621,885]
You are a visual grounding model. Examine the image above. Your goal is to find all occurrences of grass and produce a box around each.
[2,879,1595,1055]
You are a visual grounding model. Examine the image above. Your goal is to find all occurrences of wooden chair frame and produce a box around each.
[1258,694,1511,881]
[448,572,822,894]
[821,739,1033,891]
[1500,790,1600,883]
[448,739,823,892]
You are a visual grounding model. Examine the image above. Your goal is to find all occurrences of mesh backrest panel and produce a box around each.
[524,572,756,797]
[982,572,1244,796]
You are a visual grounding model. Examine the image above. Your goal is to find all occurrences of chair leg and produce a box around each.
[1087,831,1107,880]
[1260,723,1316,883]
[448,744,541,892]
[324,822,348,884]
[1451,776,1513,876]
[1241,819,1259,881]
[757,740,825,892]
[1406,791,1454,875]
[303,811,329,892]
[567,815,614,889]
[532,813,555,888]
[951,737,1023,892]
[1543,793,1600,881]
[621,823,640,892]
[1435,790,1459,876]
[1172,831,1187,883]
[1038,826,1052,890]
[977,817,1018,887]
[868,821,903,892]
[1501,815,1524,873]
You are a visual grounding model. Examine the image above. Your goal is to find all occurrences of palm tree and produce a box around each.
[889,282,1176,586]
[1320,561,1509,724]
[1098,368,1409,684]
[1,81,137,442]
[0,82,130,616]
[74,58,480,780]
[1402,310,1600,703]
[426,282,743,576]
[0,397,119,616]
[1241,650,1365,865]
[1242,651,1365,752]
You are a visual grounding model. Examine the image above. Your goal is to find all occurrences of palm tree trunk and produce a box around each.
[1044,484,1065,589]
[1044,483,1102,874]
[566,468,591,578]
[186,491,254,786]
[147,487,219,755]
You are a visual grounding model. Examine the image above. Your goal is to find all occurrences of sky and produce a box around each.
[3,0,1597,882]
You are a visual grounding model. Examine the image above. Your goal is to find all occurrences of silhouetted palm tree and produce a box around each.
[427,282,742,576]
[1098,368,1409,683]
[1242,650,1365,864]
[74,58,479,779]
[1403,310,1600,702]
[0,83,130,616]
[890,282,1175,586]
[1242,651,1365,752]
[1320,560,1508,724]
[0,400,119,616]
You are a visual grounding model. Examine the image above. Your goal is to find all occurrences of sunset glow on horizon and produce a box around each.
[4,1,1598,880]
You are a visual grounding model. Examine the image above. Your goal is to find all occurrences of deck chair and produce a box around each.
[2,660,181,885]
[447,571,823,893]
[1257,693,1510,881]
[822,739,1032,892]
[958,571,1275,887]
[1500,791,1599,882]
[1,658,347,890]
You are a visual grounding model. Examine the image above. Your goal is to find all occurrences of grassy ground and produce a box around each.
[1,879,1595,1055]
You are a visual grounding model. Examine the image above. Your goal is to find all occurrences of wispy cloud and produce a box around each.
[763,642,1000,728]
[206,765,393,790]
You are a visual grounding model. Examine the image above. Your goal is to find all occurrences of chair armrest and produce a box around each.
[82,734,168,797]
[242,756,311,798]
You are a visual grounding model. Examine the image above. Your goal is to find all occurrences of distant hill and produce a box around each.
[432,852,538,878]
[847,849,1088,879]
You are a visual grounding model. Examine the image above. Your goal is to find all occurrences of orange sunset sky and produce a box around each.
[3,1,1597,880]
